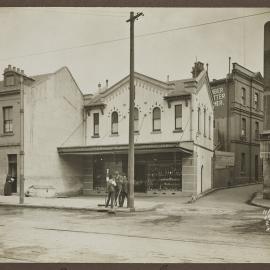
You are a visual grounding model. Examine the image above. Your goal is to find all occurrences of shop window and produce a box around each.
[111,111,118,134]
[175,104,182,130]
[241,88,246,105]
[254,93,259,110]
[3,106,13,133]
[93,113,99,136]
[241,153,246,174]
[153,107,161,131]
[134,107,139,132]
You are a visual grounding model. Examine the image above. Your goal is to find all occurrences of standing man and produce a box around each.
[105,174,116,209]
[119,174,128,207]
[114,170,121,206]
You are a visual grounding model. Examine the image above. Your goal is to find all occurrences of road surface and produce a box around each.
[0,184,269,263]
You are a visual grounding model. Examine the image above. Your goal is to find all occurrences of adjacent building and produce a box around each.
[0,65,85,196]
[210,63,264,187]
[58,62,215,196]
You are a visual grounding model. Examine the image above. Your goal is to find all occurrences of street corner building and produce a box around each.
[58,61,215,196]
[210,62,264,188]
[0,65,85,196]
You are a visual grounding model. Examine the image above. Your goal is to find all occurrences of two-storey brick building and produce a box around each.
[58,62,215,196]
[210,63,264,187]
[0,65,85,196]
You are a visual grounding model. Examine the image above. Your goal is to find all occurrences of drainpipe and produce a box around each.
[250,78,253,183]
[19,75,24,204]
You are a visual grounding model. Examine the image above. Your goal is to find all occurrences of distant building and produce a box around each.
[59,62,215,195]
[0,65,84,196]
[210,63,264,187]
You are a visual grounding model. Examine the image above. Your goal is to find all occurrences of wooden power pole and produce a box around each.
[126,11,143,211]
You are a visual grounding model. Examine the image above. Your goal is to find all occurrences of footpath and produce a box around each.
[251,192,270,209]
[0,194,188,213]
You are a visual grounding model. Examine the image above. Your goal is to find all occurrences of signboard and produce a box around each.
[212,87,225,107]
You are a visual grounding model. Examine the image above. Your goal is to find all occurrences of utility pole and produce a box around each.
[126,11,143,211]
[19,75,24,204]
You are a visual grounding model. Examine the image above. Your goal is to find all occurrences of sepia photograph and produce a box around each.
[0,4,269,264]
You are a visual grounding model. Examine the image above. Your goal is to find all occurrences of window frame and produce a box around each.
[134,107,139,133]
[111,111,119,135]
[3,106,13,134]
[241,88,246,106]
[175,104,182,130]
[152,107,161,132]
[241,117,246,138]
[93,113,99,136]
[254,92,259,110]
[197,107,201,133]
[241,153,246,174]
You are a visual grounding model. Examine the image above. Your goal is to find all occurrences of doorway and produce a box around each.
[8,154,17,193]
[135,163,147,192]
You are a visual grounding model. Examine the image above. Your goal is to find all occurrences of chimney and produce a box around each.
[166,75,169,82]
[21,70,24,75]
[17,68,20,73]
[106,79,109,89]
[8,65,11,70]
[12,66,16,71]
[98,82,102,92]
[191,61,204,78]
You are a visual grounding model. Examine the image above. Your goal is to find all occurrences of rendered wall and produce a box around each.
[24,67,84,194]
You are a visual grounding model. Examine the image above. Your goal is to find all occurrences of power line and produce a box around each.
[0,10,269,62]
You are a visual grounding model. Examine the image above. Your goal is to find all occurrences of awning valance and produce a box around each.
[58,142,193,156]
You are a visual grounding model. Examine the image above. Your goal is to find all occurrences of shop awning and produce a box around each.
[57,142,193,156]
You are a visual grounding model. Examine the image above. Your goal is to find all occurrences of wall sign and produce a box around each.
[212,87,225,107]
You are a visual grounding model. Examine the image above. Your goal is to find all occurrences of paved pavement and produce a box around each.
[0,193,183,212]
[0,184,269,263]
[251,192,270,209]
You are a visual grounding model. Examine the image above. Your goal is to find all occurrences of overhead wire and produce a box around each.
[0,10,269,62]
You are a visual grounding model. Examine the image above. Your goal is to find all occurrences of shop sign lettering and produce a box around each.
[212,87,225,107]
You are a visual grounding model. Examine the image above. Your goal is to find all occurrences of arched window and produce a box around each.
[134,107,139,132]
[111,111,118,134]
[153,107,161,131]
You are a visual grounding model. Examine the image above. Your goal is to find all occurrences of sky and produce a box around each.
[0,7,269,94]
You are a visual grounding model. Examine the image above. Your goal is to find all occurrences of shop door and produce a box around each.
[255,155,259,181]
[8,154,17,193]
[135,163,147,192]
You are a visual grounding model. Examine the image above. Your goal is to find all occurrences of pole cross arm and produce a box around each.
[126,12,144,22]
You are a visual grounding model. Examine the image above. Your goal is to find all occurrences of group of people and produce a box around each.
[105,170,128,209]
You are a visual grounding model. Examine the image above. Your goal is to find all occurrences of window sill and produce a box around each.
[173,129,183,133]
[91,135,100,138]
[0,132,14,137]
[110,133,119,137]
[151,130,161,134]
[134,131,140,135]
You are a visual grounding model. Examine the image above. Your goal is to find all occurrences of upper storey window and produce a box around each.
[153,107,161,131]
[241,88,246,105]
[254,93,259,110]
[111,111,118,134]
[3,106,13,133]
[93,113,99,136]
[134,107,139,132]
[175,104,182,130]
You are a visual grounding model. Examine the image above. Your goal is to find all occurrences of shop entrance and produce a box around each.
[135,163,147,192]
[8,154,17,193]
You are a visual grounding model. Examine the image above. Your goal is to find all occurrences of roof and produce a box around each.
[85,73,195,107]
[165,79,193,98]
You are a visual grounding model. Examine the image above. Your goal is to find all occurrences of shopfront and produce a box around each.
[58,142,192,194]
